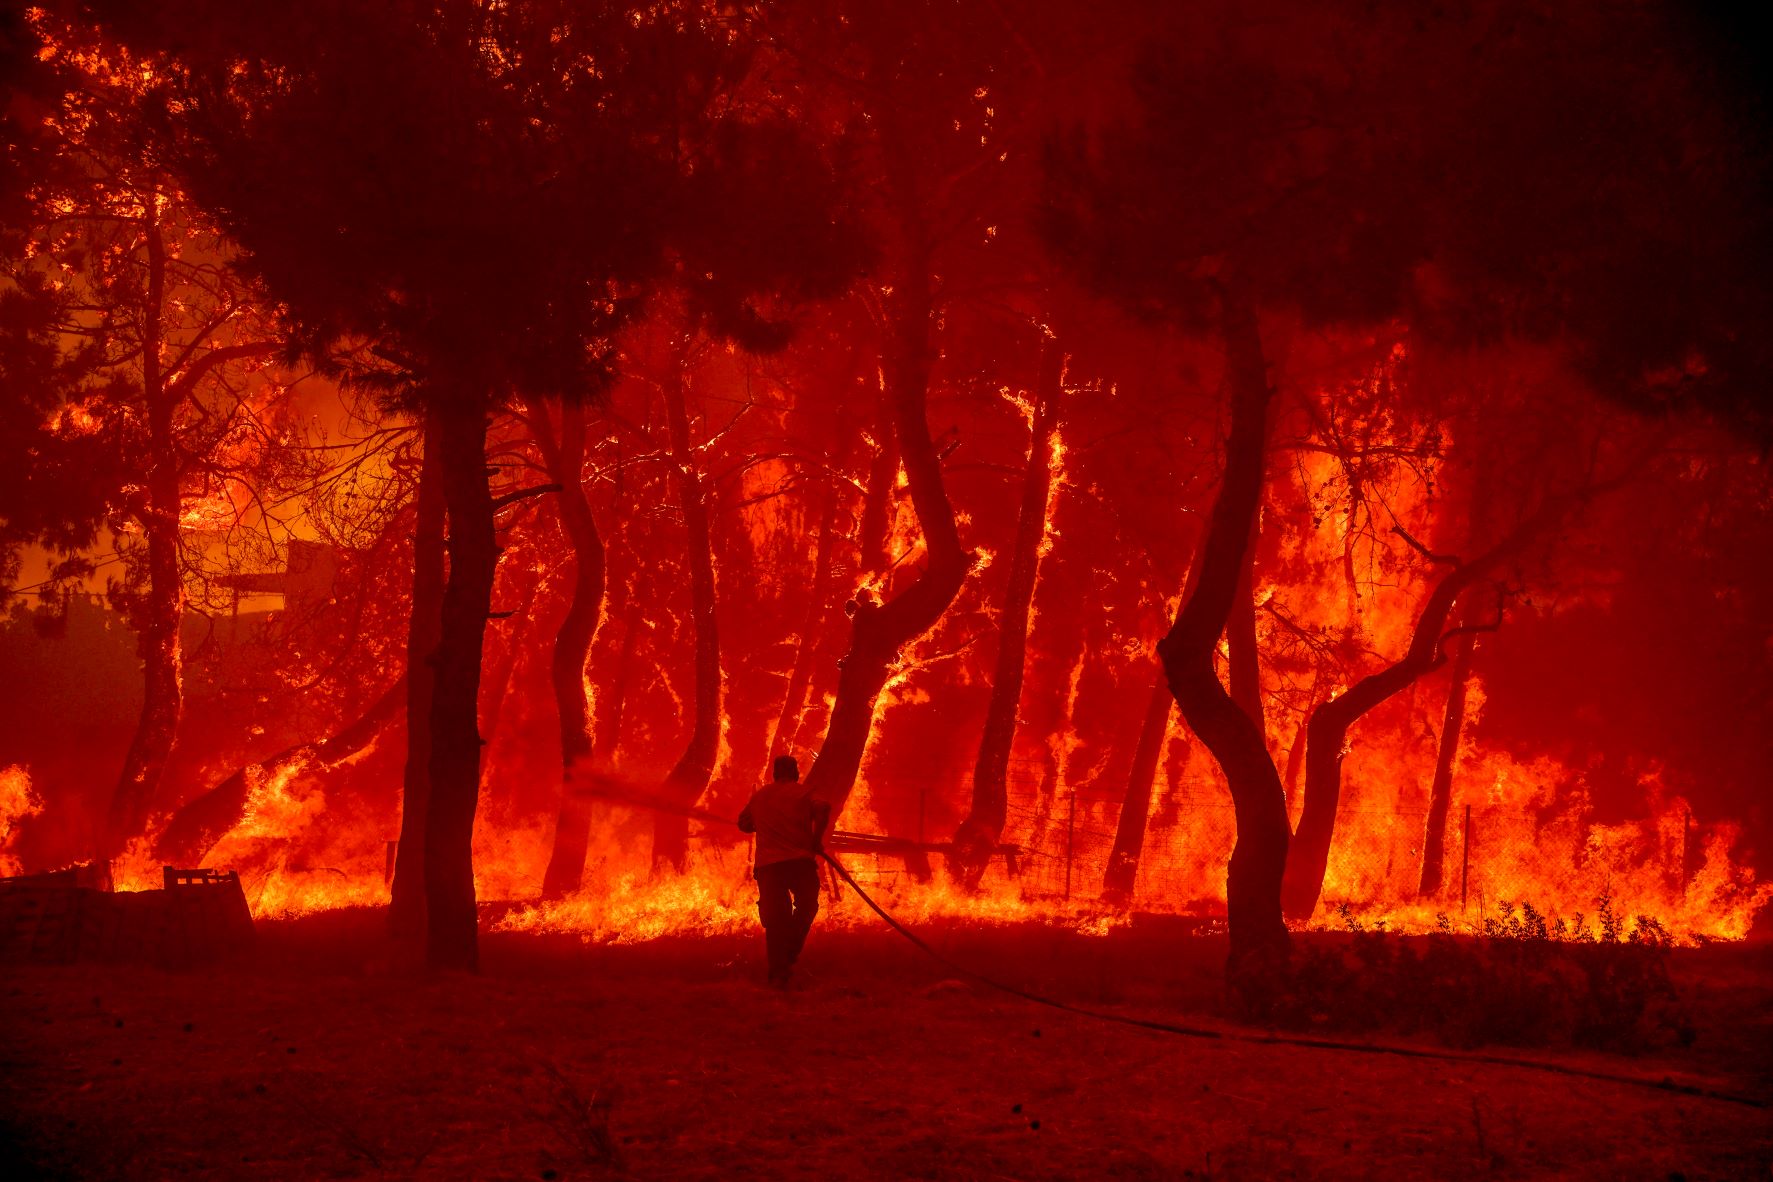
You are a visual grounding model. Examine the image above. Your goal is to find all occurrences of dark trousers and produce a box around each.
[755,857,820,980]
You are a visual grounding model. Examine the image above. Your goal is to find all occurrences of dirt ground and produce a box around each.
[4,912,1772,1181]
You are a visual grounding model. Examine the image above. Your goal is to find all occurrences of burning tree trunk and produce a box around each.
[154,674,408,866]
[952,342,1063,884]
[390,416,445,941]
[536,399,608,899]
[423,404,499,972]
[768,412,851,760]
[1154,288,1291,973]
[1282,534,1532,920]
[104,217,179,859]
[801,266,969,820]
[653,349,722,870]
[1417,620,1477,897]
[1103,674,1174,903]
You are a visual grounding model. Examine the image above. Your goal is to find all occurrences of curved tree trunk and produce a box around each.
[801,264,969,821]
[154,674,407,866]
[424,404,499,973]
[952,341,1062,884]
[535,399,608,899]
[390,415,445,942]
[653,347,722,871]
[105,216,179,859]
[1102,674,1173,903]
[1154,288,1291,976]
[1417,623,1476,897]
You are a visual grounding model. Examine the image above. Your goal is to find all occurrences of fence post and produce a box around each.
[1459,803,1472,914]
[1064,791,1076,901]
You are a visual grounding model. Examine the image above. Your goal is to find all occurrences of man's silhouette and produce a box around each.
[737,755,830,988]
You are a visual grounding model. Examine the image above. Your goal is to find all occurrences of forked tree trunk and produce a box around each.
[953,342,1063,884]
[1103,674,1173,903]
[1283,517,1552,921]
[1154,288,1291,974]
[424,404,499,972]
[653,349,722,870]
[154,674,407,866]
[801,263,969,820]
[1417,623,1476,896]
[105,217,180,859]
[390,415,445,941]
[536,399,607,899]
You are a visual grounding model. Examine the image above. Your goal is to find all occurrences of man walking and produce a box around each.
[737,756,830,988]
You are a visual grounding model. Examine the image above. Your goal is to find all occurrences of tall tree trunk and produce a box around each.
[653,347,722,870]
[1417,622,1476,897]
[801,265,969,820]
[390,415,445,941]
[953,341,1063,883]
[1103,674,1173,903]
[1154,288,1291,975]
[769,464,843,761]
[104,214,180,859]
[423,404,498,973]
[536,399,607,899]
[154,674,407,866]
[1228,516,1265,735]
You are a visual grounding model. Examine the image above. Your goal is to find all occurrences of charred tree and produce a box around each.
[423,404,499,972]
[1102,674,1174,903]
[154,674,407,866]
[952,342,1063,884]
[390,417,446,942]
[104,214,178,859]
[1154,290,1291,973]
[536,399,608,899]
[1417,620,1477,897]
[801,261,969,820]
[653,349,722,871]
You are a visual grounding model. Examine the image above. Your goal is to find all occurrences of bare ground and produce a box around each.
[3,912,1771,1181]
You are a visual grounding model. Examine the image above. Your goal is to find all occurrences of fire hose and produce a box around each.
[577,774,1767,1109]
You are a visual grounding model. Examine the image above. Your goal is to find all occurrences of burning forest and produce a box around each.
[3,1,1773,1178]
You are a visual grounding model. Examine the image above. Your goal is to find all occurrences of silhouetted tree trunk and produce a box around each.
[1228,516,1265,735]
[1155,288,1291,974]
[390,415,445,942]
[768,409,851,760]
[802,262,968,820]
[1103,674,1173,903]
[654,348,722,870]
[953,341,1062,884]
[1417,621,1476,896]
[424,404,498,972]
[154,674,407,866]
[536,400,607,899]
[105,214,178,859]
